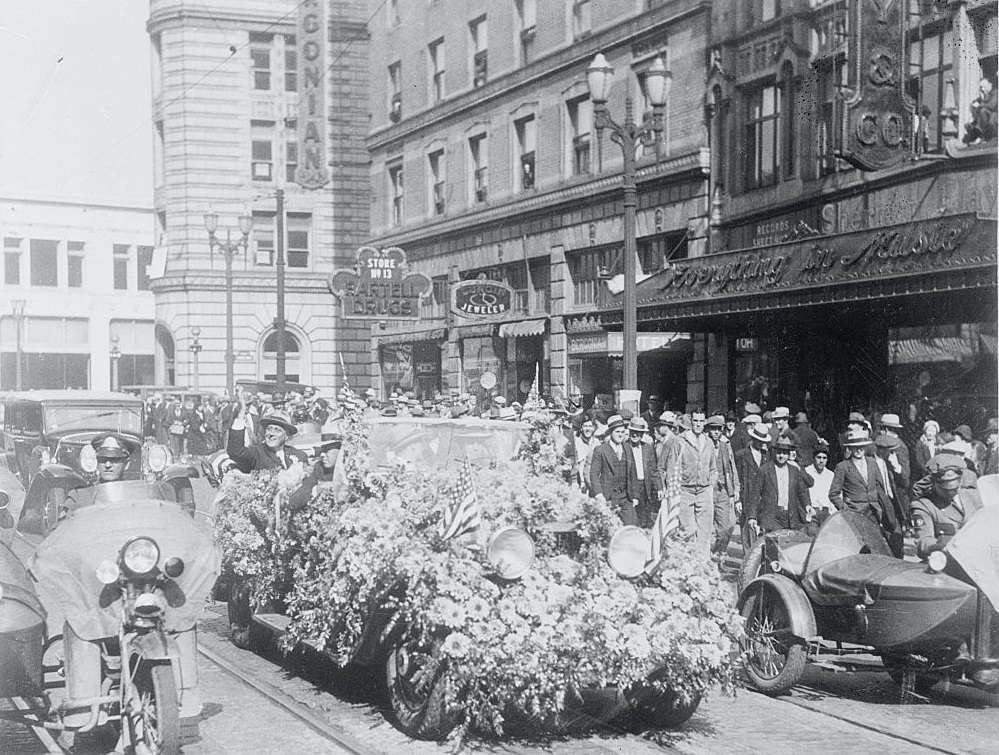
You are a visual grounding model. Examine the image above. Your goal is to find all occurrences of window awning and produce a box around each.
[455,322,495,339]
[498,318,547,338]
[377,327,446,346]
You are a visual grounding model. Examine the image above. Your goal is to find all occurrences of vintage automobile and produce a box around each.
[1,390,146,484]
[218,413,740,741]
[737,502,999,696]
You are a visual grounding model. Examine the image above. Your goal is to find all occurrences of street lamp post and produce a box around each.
[110,335,122,392]
[190,327,202,390]
[204,212,253,397]
[586,53,669,391]
[12,299,26,390]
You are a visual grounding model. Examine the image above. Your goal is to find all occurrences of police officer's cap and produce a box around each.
[926,454,964,488]
[92,433,134,460]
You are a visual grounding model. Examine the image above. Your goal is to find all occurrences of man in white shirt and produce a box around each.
[804,443,835,524]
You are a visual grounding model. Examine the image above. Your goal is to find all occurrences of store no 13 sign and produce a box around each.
[451,279,515,318]
[328,246,432,320]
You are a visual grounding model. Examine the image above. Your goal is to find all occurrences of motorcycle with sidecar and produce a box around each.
[737,503,999,696]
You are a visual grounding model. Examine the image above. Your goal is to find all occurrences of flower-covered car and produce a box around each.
[214,391,743,742]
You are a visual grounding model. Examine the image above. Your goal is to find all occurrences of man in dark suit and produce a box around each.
[734,422,769,550]
[589,414,636,525]
[745,437,811,535]
[829,428,898,536]
[625,417,663,527]
[877,413,911,481]
[226,401,308,472]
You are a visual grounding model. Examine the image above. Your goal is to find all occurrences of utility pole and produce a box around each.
[276,187,286,393]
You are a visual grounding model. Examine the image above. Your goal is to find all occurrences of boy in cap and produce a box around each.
[706,414,740,557]
[910,455,983,560]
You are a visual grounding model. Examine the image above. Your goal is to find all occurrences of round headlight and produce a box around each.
[164,557,185,578]
[96,560,120,584]
[79,444,98,474]
[927,550,948,573]
[147,444,171,473]
[607,526,652,579]
[122,538,160,575]
[486,527,535,580]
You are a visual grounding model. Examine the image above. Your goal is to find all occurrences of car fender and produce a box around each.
[738,573,817,640]
[128,629,180,665]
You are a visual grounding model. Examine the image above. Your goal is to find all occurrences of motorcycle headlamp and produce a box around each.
[486,527,535,580]
[607,526,652,579]
[79,444,98,474]
[927,550,948,573]
[147,444,171,473]
[122,537,160,576]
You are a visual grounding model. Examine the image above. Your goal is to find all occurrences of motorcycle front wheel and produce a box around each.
[128,664,180,755]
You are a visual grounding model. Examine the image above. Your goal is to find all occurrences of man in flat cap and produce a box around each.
[706,414,740,557]
[910,455,983,560]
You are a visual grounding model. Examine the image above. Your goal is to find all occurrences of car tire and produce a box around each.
[632,686,702,729]
[740,579,807,695]
[738,539,766,593]
[881,652,937,695]
[227,580,253,650]
[384,638,458,740]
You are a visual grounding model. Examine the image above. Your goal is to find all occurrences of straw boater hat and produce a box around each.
[605,414,626,431]
[748,424,771,443]
[842,428,871,448]
[259,410,297,436]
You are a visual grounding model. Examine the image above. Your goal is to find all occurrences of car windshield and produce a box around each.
[804,509,893,574]
[368,418,525,471]
[44,404,143,435]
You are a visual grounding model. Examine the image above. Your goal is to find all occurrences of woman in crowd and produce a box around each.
[914,419,942,480]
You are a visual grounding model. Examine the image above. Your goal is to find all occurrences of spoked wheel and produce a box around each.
[631,686,702,729]
[127,664,180,755]
[384,639,458,740]
[739,580,806,694]
[881,652,937,697]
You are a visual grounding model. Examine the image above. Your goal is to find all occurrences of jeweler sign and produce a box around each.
[328,246,432,320]
[451,279,515,319]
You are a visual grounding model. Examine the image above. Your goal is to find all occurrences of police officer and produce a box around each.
[910,455,984,560]
[287,436,343,511]
[92,433,135,483]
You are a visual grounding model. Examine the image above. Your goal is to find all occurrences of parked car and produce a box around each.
[737,499,999,696]
[1,391,145,484]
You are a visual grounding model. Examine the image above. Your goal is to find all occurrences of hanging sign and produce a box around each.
[451,279,515,319]
[296,1,330,188]
[328,246,432,320]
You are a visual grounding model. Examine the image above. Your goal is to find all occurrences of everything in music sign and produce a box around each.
[328,246,432,320]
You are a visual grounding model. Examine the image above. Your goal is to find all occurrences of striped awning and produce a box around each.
[498,318,547,338]
[377,327,446,346]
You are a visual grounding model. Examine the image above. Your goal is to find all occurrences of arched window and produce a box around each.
[260,330,301,383]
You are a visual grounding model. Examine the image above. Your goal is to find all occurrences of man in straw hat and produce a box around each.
[745,436,811,536]
[625,417,662,527]
[910,454,983,560]
[227,396,308,472]
[830,428,899,542]
[734,420,769,550]
[877,412,911,481]
[589,415,637,525]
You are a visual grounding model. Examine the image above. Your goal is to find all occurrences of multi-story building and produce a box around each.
[0,194,156,390]
[364,0,713,409]
[147,0,372,396]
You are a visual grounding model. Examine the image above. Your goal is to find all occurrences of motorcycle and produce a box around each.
[29,482,220,754]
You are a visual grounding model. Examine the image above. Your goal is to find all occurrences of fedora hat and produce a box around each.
[259,410,298,436]
[656,410,678,427]
[847,411,868,425]
[315,435,343,454]
[606,414,626,431]
[748,424,770,443]
[952,424,974,442]
[879,413,903,429]
[628,417,650,434]
[842,428,871,448]
[772,436,796,452]
[705,414,726,427]
[744,402,761,415]
[771,406,791,420]
[794,411,809,424]
[742,413,762,425]
[874,434,900,451]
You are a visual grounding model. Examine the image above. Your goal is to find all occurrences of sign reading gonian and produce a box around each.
[328,246,432,320]
[450,279,515,319]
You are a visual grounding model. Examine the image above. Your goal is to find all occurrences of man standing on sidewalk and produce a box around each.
[734,420,769,551]
[706,414,740,559]
[664,409,717,557]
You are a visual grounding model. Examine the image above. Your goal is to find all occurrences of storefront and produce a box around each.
[377,327,446,400]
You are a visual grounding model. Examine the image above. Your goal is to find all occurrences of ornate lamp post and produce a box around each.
[586,52,669,391]
[110,335,122,392]
[204,211,253,397]
[189,326,202,390]
[11,299,26,390]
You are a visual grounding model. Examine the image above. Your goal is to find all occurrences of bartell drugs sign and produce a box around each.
[328,246,432,320]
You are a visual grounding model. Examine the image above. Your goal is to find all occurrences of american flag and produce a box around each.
[646,455,681,573]
[439,458,481,540]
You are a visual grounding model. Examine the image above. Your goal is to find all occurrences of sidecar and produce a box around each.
[738,507,999,695]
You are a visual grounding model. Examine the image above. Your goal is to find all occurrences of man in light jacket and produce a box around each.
[664,410,718,557]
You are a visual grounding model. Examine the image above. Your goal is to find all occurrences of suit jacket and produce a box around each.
[589,441,631,504]
[746,462,811,532]
[734,446,767,514]
[829,457,886,524]
[226,428,309,472]
[625,441,663,503]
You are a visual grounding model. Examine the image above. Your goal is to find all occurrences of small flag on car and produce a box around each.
[439,458,481,540]
[646,459,681,573]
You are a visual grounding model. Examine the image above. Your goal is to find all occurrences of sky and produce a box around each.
[0,0,153,204]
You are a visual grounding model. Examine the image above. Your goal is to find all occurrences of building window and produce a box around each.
[250,34,271,90]
[113,244,129,290]
[287,214,310,268]
[284,35,297,92]
[30,239,58,287]
[470,16,488,88]
[388,61,403,122]
[907,24,954,155]
[516,0,536,66]
[746,0,780,25]
[428,149,446,215]
[137,245,153,291]
[429,38,445,103]
[4,237,21,285]
[251,121,274,181]
[469,133,488,203]
[67,242,84,289]
[388,162,404,226]
[816,57,849,176]
[286,141,298,183]
[744,84,781,189]
[252,211,275,266]
[568,247,611,306]
[572,0,592,40]
[567,96,592,176]
[261,330,301,383]
[515,115,536,191]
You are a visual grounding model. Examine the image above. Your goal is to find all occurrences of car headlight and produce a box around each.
[486,527,535,580]
[122,537,160,575]
[79,444,97,474]
[927,550,948,573]
[607,526,652,579]
[147,444,171,473]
